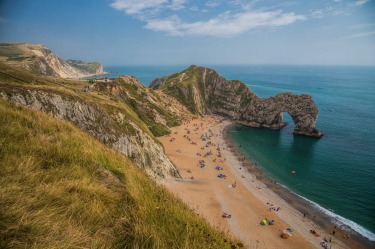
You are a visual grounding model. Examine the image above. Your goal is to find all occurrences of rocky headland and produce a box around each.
[0,42,105,78]
[150,65,322,138]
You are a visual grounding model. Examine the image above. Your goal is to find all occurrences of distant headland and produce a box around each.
[0,42,106,78]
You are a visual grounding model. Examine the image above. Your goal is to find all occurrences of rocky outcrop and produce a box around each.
[0,85,180,178]
[0,43,105,78]
[151,65,322,138]
[87,75,191,136]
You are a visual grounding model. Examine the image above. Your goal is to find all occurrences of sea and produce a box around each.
[96,65,375,242]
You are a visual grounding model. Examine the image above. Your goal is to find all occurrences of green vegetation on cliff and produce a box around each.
[0,62,182,139]
[0,62,187,179]
[150,65,322,138]
[0,99,241,248]
[66,59,103,74]
[0,43,104,78]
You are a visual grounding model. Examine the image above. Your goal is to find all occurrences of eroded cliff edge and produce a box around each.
[0,43,105,78]
[150,65,322,138]
[0,63,185,179]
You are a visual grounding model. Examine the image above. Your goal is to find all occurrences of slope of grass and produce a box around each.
[66,60,102,74]
[0,99,242,249]
[0,63,161,143]
[0,62,184,140]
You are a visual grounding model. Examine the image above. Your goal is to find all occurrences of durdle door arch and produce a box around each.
[240,92,323,138]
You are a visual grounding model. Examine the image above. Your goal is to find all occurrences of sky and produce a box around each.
[0,0,375,65]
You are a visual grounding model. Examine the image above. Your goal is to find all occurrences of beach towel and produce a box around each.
[281,231,292,239]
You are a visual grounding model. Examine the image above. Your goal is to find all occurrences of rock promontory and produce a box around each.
[150,65,322,138]
[0,42,105,78]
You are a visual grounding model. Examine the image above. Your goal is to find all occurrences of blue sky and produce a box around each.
[0,0,374,65]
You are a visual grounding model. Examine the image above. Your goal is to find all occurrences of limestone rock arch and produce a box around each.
[240,93,322,137]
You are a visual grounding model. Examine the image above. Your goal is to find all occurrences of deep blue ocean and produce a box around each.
[100,65,375,241]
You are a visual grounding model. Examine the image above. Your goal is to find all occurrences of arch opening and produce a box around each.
[281,112,295,133]
[282,112,295,127]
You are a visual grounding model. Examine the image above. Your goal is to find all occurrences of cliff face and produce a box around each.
[0,63,186,179]
[0,86,179,178]
[150,65,322,138]
[0,98,239,249]
[0,43,104,78]
[88,75,191,136]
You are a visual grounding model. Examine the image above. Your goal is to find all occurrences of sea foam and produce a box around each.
[285,185,375,242]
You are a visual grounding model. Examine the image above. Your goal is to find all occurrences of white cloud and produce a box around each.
[145,10,305,37]
[350,0,369,6]
[205,1,220,8]
[110,0,186,15]
[110,0,306,37]
[169,0,187,10]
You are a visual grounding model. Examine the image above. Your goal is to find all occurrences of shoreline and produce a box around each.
[224,122,375,249]
[160,116,344,249]
[69,71,110,80]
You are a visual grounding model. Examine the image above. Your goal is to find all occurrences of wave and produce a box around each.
[278,183,375,242]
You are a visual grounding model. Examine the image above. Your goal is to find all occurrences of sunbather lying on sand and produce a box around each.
[222,212,232,218]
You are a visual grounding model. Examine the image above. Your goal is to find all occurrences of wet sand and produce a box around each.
[159,116,355,249]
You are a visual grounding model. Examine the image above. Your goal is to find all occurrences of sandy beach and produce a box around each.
[160,116,352,249]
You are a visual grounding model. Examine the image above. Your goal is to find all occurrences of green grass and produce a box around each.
[101,77,182,137]
[0,99,243,249]
[66,60,102,74]
[0,62,164,143]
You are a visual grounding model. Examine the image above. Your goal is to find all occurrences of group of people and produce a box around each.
[173,116,351,248]
[266,202,281,212]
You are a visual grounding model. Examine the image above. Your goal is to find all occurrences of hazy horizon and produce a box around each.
[103,63,375,66]
[1,0,375,66]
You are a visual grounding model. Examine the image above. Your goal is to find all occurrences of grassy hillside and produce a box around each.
[0,61,56,85]
[0,99,242,248]
[66,60,103,74]
[151,66,204,114]
[0,62,188,138]
[93,76,185,137]
[0,43,103,78]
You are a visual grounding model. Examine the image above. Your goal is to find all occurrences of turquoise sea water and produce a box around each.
[100,65,375,241]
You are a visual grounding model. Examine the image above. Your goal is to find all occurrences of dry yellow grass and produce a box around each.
[0,99,243,248]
